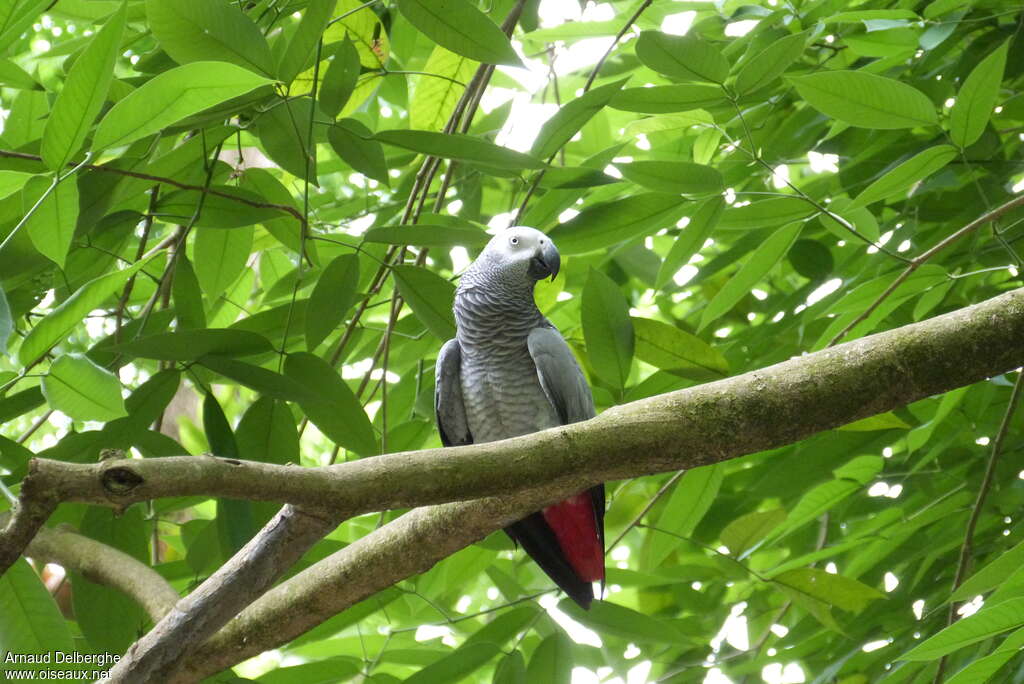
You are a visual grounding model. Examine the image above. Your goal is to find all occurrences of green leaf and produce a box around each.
[396,0,521,67]
[656,196,724,288]
[560,599,692,644]
[0,388,45,425]
[526,633,573,684]
[236,397,299,466]
[649,463,725,567]
[788,71,937,129]
[0,58,39,90]
[548,193,688,255]
[392,264,456,340]
[852,145,958,207]
[944,626,1024,684]
[0,558,74,661]
[610,85,726,113]
[735,31,807,95]
[0,0,49,50]
[721,508,786,557]
[40,2,125,170]
[306,253,360,351]
[73,506,148,653]
[172,255,206,329]
[833,455,884,484]
[530,78,628,159]
[194,225,254,296]
[147,0,275,76]
[582,268,634,390]
[699,221,803,331]
[632,316,728,379]
[255,96,320,182]
[328,119,390,184]
[901,598,1024,661]
[464,606,540,648]
[258,658,361,684]
[838,412,910,431]
[42,353,127,421]
[203,392,256,556]
[284,352,377,455]
[410,45,476,132]
[951,539,1024,602]
[23,175,79,269]
[405,643,500,684]
[770,479,860,540]
[320,37,361,118]
[19,257,154,366]
[111,329,274,361]
[614,160,723,195]
[718,197,815,230]
[277,0,335,85]
[199,356,315,402]
[363,225,489,249]
[787,238,834,280]
[374,130,543,170]
[636,31,729,84]
[156,187,284,228]
[949,41,1008,148]
[0,169,32,199]
[772,568,885,613]
[823,9,919,22]
[92,61,273,152]
[0,285,12,352]
[492,652,526,684]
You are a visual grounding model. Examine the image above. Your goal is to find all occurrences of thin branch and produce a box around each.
[10,516,181,623]
[0,148,307,229]
[516,0,652,222]
[606,471,684,554]
[827,193,1024,347]
[934,370,1024,683]
[109,504,344,683]
[2,286,1021,548]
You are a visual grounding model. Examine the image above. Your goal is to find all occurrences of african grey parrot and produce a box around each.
[434,226,604,609]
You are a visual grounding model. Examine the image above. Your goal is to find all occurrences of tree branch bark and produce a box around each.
[109,504,344,683]
[0,512,179,623]
[5,285,1022,538]
[2,286,1022,681]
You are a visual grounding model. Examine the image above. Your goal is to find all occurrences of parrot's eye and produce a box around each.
[509,236,519,246]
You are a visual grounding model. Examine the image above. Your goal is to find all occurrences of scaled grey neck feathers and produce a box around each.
[455,255,547,347]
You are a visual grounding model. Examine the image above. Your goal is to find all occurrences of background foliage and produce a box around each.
[0,0,1023,682]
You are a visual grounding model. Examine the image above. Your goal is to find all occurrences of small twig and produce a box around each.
[606,471,684,554]
[933,370,1024,683]
[827,193,1024,347]
[516,0,652,222]
[0,149,306,229]
[17,409,53,445]
[114,185,161,344]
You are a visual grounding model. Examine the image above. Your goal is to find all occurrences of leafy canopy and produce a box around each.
[0,0,1022,682]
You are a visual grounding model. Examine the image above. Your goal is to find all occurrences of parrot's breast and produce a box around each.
[459,344,560,443]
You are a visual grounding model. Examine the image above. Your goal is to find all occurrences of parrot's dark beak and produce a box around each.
[529,240,561,281]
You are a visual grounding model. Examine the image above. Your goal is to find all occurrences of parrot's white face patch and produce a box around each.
[485,226,550,260]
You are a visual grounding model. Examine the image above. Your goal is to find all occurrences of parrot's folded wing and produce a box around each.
[527,327,596,424]
[434,338,472,447]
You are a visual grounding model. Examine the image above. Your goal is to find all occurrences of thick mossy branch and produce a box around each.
[2,287,1021,683]
[110,504,343,683]
[0,512,179,623]
[11,286,1024,523]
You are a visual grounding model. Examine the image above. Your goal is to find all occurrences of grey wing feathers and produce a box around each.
[435,338,472,447]
[527,327,596,425]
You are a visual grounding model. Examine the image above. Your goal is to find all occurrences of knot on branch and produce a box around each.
[101,466,145,495]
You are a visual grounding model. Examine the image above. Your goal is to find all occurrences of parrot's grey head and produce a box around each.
[476,226,561,283]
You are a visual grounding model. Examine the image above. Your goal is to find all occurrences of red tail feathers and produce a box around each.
[542,494,605,583]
